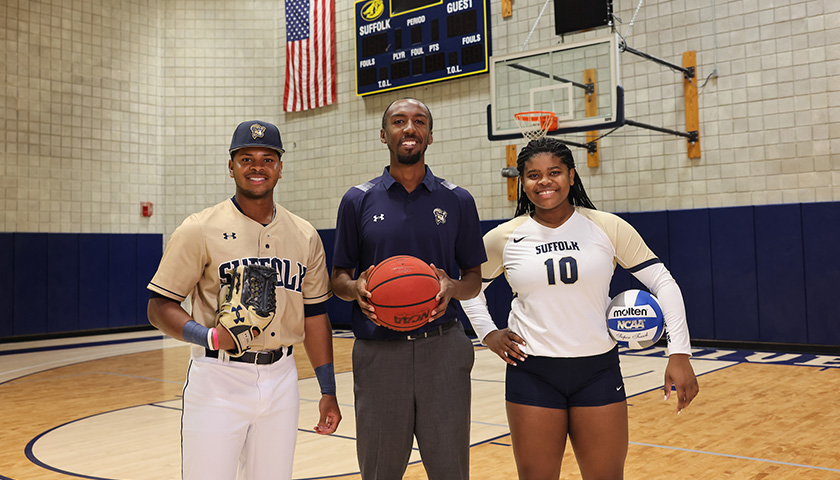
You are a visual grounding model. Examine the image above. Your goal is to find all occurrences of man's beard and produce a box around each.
[396,143,426,165]
[396,151,423,165]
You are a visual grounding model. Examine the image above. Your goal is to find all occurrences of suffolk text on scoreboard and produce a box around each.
[355,0,490,96]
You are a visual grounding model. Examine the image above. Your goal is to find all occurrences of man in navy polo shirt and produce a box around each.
[331,98,486,480]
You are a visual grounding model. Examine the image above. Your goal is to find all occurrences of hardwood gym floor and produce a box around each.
[1,330,839,479]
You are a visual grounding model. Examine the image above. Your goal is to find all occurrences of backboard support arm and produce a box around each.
[506,63,595,95]
[624,119,699,143]
[620,44,695,80]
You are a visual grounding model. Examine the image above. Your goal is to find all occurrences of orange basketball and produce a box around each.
[366,255,440,331]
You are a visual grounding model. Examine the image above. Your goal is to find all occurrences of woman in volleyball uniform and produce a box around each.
[462,137,699,479]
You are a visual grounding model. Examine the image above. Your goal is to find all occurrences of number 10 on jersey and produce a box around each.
[544,257,578,285]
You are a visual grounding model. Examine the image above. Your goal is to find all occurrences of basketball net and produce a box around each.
[514,111,559,142]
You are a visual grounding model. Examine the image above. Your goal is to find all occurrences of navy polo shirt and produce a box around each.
[333,165,487,340]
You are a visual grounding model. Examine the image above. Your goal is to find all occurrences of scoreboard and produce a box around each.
[355,0,490,96]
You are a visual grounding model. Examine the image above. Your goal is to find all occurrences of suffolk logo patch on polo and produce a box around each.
[433,208,447,225]
[250,123,266,139]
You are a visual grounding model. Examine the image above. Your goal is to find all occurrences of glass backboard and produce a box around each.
[488,34,623,140]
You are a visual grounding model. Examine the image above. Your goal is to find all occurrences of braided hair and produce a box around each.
[513,137,597,217]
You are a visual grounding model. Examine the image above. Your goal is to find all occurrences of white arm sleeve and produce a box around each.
[460,282,499,345]
[631,263,692,356]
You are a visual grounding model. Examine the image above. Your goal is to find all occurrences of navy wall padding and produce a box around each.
[754,204,808,344]
[3,233,164,338]
[801,203,840,345]
[610,211,668,297]
[619,211,671,266]
[313,203,840,346]
[667,209,715,340]
[709,207,760,341]
[317,228,354,326]
[108,235,138,327]
[469,274,513,330]
[475,219,512,330]
[470,203,839,347]
[48,234,80,333]
[0,234,14,337]
[79,235,111,330]
[14,233,49,336]
[136,234,164,326]
[327,294,354,328]
[5,203,840,347]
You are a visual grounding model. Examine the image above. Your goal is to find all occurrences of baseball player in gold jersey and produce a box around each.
[147,120,341,480]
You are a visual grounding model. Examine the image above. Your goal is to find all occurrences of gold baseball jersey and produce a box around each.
[462,207,691,357]
[148,198,332,357]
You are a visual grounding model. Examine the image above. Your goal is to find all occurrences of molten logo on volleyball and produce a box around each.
[606,290,665,350]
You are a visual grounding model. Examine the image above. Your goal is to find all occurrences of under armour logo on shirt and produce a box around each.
[373,214,385,222]
[223,232,237,240]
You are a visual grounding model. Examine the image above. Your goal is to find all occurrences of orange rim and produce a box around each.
[514,111,556,121]
[514,111,558,131]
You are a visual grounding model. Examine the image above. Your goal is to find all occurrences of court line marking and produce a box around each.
[4,370,184,386]
[25,409,146,480]
[477,433,840,474]
[0,334,166,356]
[630,441,840,473]
[14,342,834,479]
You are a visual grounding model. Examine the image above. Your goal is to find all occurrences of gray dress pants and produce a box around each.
[353,322,475,480]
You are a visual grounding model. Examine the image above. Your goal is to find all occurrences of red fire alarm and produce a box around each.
[141,202,153,217]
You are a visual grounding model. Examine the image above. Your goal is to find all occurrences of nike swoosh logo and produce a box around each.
[616,385,624,391]
[513,236,527,243]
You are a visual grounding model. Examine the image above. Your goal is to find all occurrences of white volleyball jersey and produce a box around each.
[466,207,691,358]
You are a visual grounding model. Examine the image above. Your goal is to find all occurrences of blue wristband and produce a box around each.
[314,363,336,396]
[183,320,212,350]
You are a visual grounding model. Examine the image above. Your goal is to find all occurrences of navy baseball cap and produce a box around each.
[229,121,285,155]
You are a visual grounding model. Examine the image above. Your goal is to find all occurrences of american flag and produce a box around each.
[284,0,336,112]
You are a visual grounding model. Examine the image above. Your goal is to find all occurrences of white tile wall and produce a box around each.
[1,0,838,236]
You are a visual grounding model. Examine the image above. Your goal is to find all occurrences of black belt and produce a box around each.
[205,346,293,365]
[395,319,459,341]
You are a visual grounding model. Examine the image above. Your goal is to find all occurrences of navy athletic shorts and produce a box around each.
[506,345,625,409]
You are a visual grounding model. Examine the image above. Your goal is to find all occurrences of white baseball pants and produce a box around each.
[181,353,299,480]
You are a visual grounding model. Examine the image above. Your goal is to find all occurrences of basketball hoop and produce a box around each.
[514,111,559,141]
